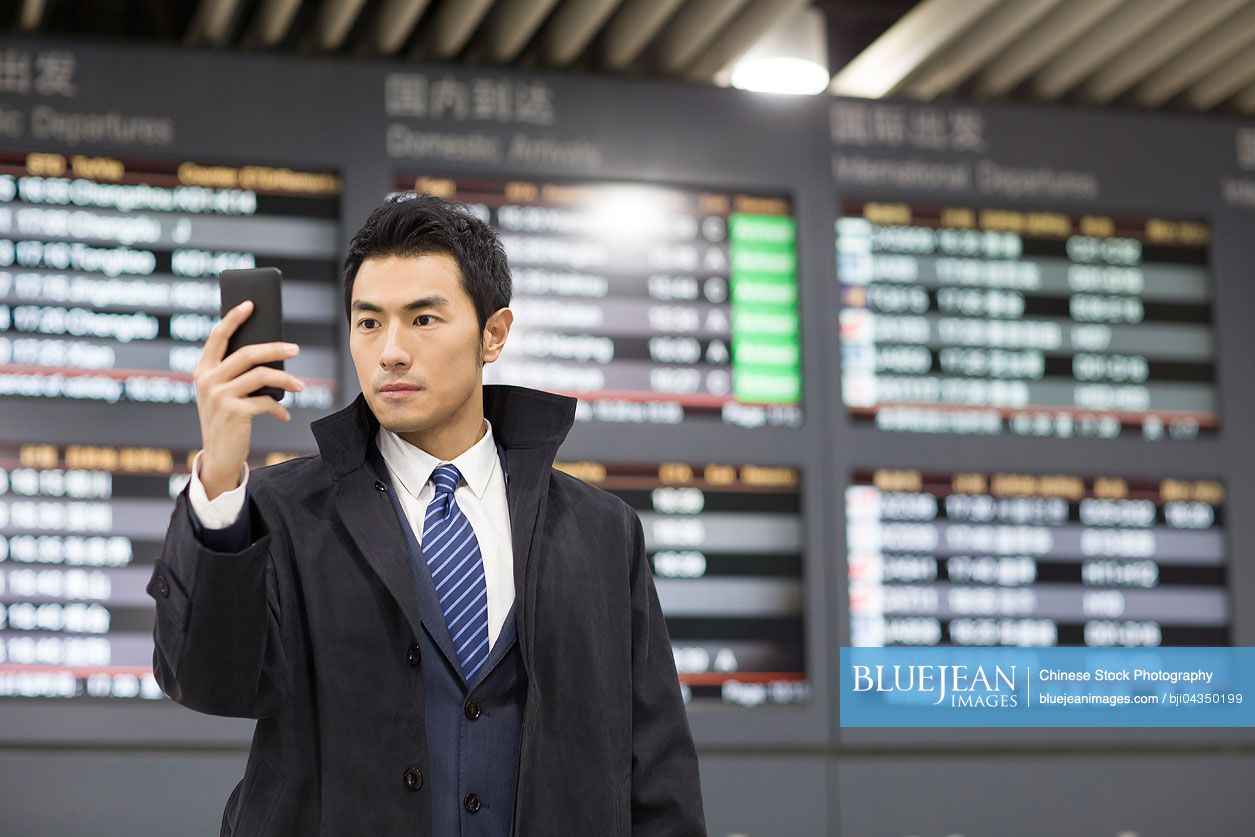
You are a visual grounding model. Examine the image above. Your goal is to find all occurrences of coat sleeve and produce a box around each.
[625,504,707,836]
[145,480,291,719]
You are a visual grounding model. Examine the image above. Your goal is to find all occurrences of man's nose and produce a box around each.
[378,326,411,368]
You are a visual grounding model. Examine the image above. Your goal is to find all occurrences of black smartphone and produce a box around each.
[218,267,286,401]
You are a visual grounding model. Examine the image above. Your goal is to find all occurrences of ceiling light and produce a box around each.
[730,5,830,95]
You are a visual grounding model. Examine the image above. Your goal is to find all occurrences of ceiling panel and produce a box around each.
[6,0,1255,114]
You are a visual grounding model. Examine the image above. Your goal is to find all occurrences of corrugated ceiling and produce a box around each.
[4,0,1255,115]
[829,0,1255,115]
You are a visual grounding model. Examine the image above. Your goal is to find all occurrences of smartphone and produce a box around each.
[218,267,286,401]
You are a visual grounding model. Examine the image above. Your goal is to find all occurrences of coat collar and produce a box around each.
[311,383,577,667]
[311,383,577,478]
[375,418,498,501]
[365,438,520,691]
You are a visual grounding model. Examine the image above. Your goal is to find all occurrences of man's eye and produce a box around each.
[416,315,434,326]
[359,318,377,329]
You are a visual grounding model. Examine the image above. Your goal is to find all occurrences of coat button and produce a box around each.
[407,643,420,666]
[463,793,480,813]
[464,699,481,720]
[153,575,169,597]
[375,480,388,492]
[403,767,423,791]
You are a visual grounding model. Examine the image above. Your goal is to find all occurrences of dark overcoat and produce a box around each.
[147,383,706,835]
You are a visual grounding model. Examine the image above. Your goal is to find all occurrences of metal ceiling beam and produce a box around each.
[899,0,1064,100]
[971,0,1126,99]
[1132,2,1255,107]
[366,0,431,56]
[540,0,624,66]
[1182,35,1255,110]
[1030,0,1185,101]
[245,0,302,47]
[480,0,560,63]
[601,0,687,69]
[1234,77,1255,113]
[184,0,245,46]
[1079,0,1247,104]
[309,0,369,51]
[685,0,809,82]
[830,0,1001,98]
[18,0,46,30]
[413,0,496,60]
[653,0,751,75]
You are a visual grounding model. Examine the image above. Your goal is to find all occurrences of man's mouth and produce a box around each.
[379,384,422,397]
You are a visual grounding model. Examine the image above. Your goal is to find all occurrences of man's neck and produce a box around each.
[396,399,487,462]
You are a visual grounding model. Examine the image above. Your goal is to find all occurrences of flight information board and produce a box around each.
[0,441,305,700]
[0,150,341,412]
[837,202,1217,440]
[393,174,803,428]
[846,469,1228,648]
[554,457,809,707]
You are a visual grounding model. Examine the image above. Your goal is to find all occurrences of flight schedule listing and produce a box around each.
[846,469,1228,648]
[394,175,802,428]
[554,457,809,707]
[0,441,304,700]
[0,150,341,410]
[837,202,1217,440]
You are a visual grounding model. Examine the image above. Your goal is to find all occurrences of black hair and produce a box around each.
[341,192,511,335]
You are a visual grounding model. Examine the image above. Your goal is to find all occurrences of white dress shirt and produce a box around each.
[187,418,515,651]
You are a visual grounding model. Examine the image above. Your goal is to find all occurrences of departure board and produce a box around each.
[846,469,1228,648]
[555,458,809,707]
[0,150,341,411]
[393,174,803,428]
[0,442,305,700]
[836,202,1217,440]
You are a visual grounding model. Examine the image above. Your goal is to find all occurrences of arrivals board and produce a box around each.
[555,457,809,707]
[837,202,1216,440]
[392,174,803,428]
[846,468,1228,648]
[0,441,303,699]
[0,150,341,413]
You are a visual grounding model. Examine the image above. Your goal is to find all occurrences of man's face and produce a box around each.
[349,253,496,435]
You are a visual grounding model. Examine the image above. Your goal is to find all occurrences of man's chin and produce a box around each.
[368,394,425,423]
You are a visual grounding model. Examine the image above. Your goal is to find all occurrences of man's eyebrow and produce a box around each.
[350,296,454,314]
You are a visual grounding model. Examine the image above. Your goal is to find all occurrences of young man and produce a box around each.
[148,194,705,835]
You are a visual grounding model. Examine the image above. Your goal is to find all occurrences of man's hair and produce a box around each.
[342,193,511,334]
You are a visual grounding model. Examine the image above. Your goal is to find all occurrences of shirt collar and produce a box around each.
[375,417,498,501]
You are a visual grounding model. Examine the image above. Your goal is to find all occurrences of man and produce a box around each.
[147,193,706,835]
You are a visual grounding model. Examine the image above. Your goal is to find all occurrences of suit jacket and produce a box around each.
[147,383,706,835]
[366,434,528,837]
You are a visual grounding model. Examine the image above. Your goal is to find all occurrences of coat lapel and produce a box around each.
[311,385,577,673]
[473,600,519,686]
[330,465,425,645]
[365,440,463,674]
[500,446,551,668]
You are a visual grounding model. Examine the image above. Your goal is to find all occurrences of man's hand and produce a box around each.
[193,299,305,500]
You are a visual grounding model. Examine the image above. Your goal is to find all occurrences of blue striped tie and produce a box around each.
[422,464,490,684]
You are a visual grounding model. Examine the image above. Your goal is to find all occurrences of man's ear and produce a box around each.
[481,307,513,364]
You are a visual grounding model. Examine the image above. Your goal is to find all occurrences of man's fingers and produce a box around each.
[197,300,253,371]
[241,395,292,422]
[215,341,300,383]
[224,365,305,399]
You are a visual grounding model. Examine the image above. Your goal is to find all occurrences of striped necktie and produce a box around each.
[422,463,490,684]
